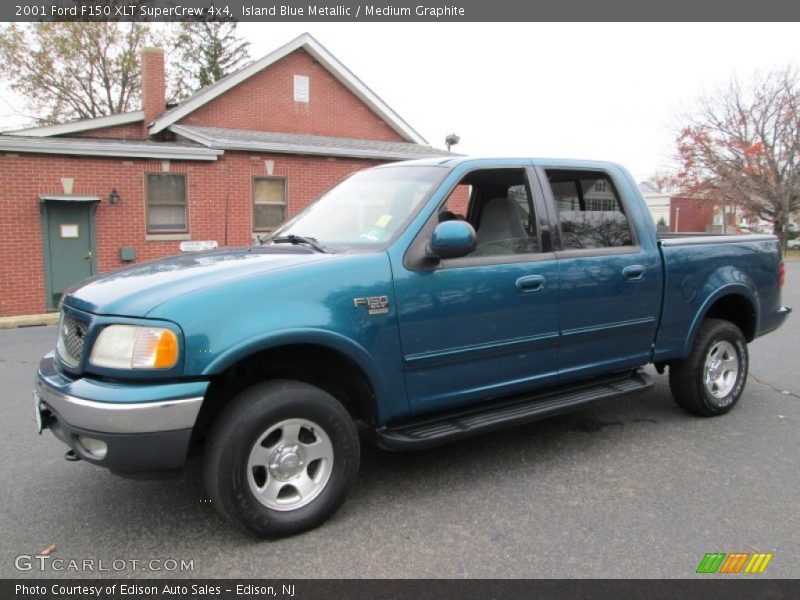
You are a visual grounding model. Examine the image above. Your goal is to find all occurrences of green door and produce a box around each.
[42,200,97,309]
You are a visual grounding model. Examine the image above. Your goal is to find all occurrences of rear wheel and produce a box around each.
[203,380,360,537]
[669,318,748,416]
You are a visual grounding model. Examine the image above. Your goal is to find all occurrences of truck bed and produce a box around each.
[654,233,783,362]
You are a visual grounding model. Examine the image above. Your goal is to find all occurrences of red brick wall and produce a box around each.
[178,49,405,142]
[63,122,145,140]
[141,48,166,139]
[445,185,470,216]
[669,196,715,233]
[0,151,384,316]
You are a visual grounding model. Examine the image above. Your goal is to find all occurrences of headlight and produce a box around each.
[89,325,179,370]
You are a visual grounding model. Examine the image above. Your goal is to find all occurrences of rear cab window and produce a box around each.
[544,169,635,250]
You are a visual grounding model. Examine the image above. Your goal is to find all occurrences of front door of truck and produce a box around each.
[392,166,560,414]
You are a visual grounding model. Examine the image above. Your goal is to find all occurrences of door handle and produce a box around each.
[515,275,545,293]
[623,265,645,281]
[84,251,93,261]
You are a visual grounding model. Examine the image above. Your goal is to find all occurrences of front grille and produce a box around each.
[57,312,89,367]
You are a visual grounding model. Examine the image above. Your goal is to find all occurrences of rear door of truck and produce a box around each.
[535,165,663,382]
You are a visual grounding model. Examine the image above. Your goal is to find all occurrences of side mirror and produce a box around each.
[427,220,477,260]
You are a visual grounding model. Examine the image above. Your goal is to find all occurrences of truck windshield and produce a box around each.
[264,165,447,251]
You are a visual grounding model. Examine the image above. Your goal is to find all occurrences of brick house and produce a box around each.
[640,183,746,234]
[0,33,447,317]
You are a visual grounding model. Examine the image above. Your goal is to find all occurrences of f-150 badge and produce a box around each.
[353,295,389,315]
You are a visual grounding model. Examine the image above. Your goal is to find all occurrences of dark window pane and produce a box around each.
[546,171,633,249]
[147,174,186,204]
[254,204,286,231]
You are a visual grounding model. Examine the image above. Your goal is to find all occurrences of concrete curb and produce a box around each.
[0,313,59,329]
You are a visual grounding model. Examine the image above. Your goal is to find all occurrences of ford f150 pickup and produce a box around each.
[35,157,791,537]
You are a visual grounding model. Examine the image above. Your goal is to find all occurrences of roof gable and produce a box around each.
[150,33,426,144]
[172,48,403,142]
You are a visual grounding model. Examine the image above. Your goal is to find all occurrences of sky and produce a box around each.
[240,22,799,182]
[2,22,799,183]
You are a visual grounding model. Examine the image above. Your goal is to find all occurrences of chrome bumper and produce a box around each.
[35,353,207,435]
[35,379,203,434]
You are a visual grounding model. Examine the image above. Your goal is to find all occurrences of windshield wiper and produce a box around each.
[269,235,329,254]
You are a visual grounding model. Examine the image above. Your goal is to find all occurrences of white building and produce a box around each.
[638,181,671,230]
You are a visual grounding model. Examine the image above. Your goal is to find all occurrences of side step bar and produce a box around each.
[376,369,652,450]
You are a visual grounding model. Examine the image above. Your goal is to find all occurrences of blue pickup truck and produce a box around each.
[35,157,790,537]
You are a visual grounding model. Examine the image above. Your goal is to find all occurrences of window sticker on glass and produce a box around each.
[361,228,385,242]
[60,224,79,238]
[375,214,393,228]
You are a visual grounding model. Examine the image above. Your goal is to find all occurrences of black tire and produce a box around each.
[669,318,749,417]
[203,380,360,537]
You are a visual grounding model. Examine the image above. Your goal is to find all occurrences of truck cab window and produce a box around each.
[440,169,539,257]
[545,169,634,249]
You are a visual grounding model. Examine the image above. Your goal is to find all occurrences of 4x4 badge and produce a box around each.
[353,295,389,315]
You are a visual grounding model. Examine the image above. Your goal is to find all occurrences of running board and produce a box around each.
[376,369,652,450]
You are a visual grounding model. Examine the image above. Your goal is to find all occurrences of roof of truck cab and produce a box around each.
[378,157,627,170]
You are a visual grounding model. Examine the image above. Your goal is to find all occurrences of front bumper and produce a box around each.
[35,353,209,476]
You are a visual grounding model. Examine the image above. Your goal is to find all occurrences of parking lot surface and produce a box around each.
[1,261,798,578]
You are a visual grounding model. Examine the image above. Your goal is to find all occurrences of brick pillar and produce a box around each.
[141,47,166,139]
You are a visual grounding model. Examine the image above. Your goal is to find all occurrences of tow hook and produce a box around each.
[64,450,80,462]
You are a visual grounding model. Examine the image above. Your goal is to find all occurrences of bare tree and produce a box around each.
[645,171,680,194]
[0,23,160,125]
[676,67,800,251]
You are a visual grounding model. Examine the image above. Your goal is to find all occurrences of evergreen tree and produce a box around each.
[169,21,251,101]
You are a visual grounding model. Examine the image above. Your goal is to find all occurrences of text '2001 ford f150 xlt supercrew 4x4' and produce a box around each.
[35,157,791,537]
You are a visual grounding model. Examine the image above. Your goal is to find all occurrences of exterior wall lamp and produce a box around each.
[108,189,120,204]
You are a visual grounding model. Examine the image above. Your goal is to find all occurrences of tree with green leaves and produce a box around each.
[168,21,251,102]
[0,22,158,125]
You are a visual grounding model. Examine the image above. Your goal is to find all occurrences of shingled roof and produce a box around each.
[170,125,449,161]
[0,134,221,161]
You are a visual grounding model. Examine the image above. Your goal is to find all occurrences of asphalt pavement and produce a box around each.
[1,261,798,579]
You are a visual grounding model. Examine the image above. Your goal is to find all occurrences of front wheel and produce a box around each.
[669,318,749,417]
[203,380,360,537]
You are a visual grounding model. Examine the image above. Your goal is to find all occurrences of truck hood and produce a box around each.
[63,247,333,317]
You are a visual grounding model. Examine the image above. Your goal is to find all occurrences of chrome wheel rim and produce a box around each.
[247,418,334,511]
[703,340,739,400]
